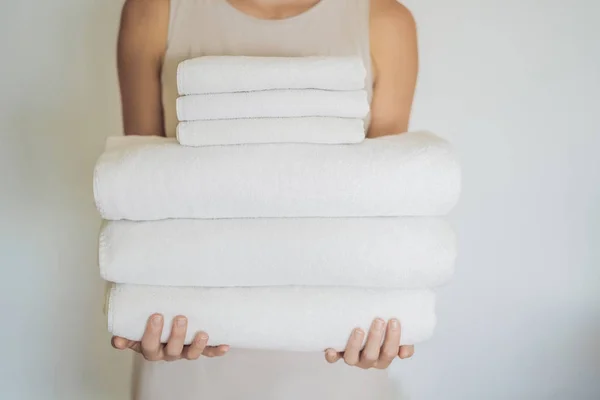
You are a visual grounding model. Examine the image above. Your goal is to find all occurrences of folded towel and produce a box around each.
[107,285,436,352]
[177,56,366,95]
[93,131,461,221]
[176,117,366,146]
[100,217,457,288]
[176,90,369,121]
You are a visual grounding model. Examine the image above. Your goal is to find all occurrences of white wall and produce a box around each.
[1,1,598,399]
[0,1,130,399]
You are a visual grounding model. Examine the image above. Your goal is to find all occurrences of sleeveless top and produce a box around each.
[132,1,398,399]
[160,0,374,138]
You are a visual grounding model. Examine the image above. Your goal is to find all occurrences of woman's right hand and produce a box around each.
[111,314,230,361]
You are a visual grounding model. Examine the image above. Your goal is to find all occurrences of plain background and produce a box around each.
[1,0,599,399]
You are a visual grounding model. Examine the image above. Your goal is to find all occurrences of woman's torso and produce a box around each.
[160,0,374,138]
[134,1,394,399]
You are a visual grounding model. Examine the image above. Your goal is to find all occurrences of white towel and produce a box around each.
[107,285,436,352]
[176,90,370,121]
[176,117,366,146]
[99,217,457,289]
[93,132,461,221]
[177,56,367,95]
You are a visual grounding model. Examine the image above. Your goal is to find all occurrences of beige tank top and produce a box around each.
[160,0,374,138]
[135,2,397,399]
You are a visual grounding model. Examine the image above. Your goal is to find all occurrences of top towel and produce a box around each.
[177,56,367,95]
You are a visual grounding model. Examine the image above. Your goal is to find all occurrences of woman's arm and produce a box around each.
[117,0,169,136]
[368,0,419,138]
[325,1,418,369]
[112,1,229,360]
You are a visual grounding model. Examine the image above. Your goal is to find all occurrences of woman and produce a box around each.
[112,0,419,398]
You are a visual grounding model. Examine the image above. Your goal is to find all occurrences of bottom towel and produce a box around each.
[176,117,366,146]
[107,285,436,352]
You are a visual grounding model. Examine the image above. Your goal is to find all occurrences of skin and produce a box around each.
[113,0,418,369]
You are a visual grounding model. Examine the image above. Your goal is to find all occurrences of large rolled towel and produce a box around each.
[177,56,366,95]
[176,90,369,121]
[176,117,366,146]
[100,217,457,289]
[93,131,461,221]
[107,285,436,352]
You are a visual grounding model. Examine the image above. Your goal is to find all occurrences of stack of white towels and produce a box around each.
[175,56,369,146]
[94,56,461,352]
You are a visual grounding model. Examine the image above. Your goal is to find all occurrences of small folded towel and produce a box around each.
[99,217,457,288]
[176,90,369,121]
[177,56,367,95]
[93,131,461,221]
[107,285,436,352]
[176,117,365,146]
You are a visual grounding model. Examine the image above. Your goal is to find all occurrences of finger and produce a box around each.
[164,316,187,361]
[127,341,142,353]
[185,332,209,360]
[203,345,229,358]
[141,314,164,361]
[378,319,401,368]
[399,345,415,359]
[343,328,365,366]
[361,318,386,367]
[202,346,220,358]
[112,336,142,353]
[111,336,130,350]
[325,349,342,364]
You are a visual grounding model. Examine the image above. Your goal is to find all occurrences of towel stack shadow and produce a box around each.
[94,56,461,352]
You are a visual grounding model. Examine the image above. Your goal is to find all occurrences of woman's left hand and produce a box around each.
[324,318,414,369]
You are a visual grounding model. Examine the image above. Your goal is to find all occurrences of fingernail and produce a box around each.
[199,333,209,341]
[390,319,399,330]
[374,318,385,330]
[354,329,364,338]
[177,317,187,327]
[152,315,162,327]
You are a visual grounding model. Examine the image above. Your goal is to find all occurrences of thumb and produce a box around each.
[325,349,342,363]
